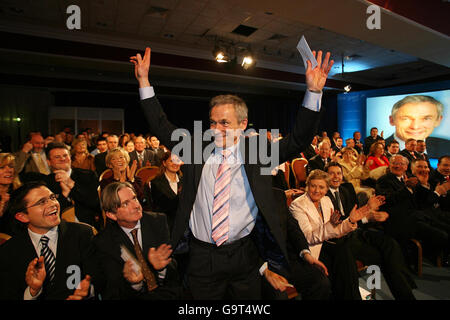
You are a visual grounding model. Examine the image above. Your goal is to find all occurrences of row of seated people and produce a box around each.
[2,148,449,300]
[13,131,167,181]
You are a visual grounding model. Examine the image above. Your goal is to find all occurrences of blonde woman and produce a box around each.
[0,153,21,233]
[337,147,373,196]
[289,169,369,300]
[71,139,96,172]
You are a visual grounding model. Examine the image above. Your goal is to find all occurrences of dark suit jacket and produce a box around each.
[149,147,165,167]
[140,95,321,267]
[129,149,157,169]
[0,221,97,300]
[92,211,180,300]
[375,172,418,240]
[307,154,331,173]
[22,168,102,229]
[302,144,317,160]
[94,151,108,177]
[149,174,182,232]
[363,135,382,155]
[385,134,450,159]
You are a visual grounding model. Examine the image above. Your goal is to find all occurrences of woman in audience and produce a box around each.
[289,169,368,300]
[0,153,21,233]
[125,140,135,153]
[149,151,183,231]
[119,133,130,148]
[366,141,389,171]
[71,138,96,172]
[338,147,373,197]
[99,147,145,205]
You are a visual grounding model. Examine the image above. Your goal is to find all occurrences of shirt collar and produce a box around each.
[28,226,58,247]
[120,220,141,236]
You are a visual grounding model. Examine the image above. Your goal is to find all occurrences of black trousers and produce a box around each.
[347,229,416,300]
[319,239,361,300]
[186,235,261,300]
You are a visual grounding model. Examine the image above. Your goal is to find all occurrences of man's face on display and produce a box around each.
[389,102,442,142]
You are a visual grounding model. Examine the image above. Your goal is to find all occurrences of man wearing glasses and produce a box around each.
[22,142,101,230]
[0,182,98,300]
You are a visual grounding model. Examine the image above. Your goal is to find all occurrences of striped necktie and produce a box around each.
[211,150,232,246]
[40,236,56,283]
[130,228,158,291]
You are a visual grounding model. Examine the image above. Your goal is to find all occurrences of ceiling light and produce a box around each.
[241,56,254,69]
[344,85,352,92]
[213,46,229,63]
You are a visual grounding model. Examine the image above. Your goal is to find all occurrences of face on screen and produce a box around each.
[389,102,443,141]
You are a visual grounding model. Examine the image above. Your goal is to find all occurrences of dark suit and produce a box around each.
[92,211,181,300]
[307,154,331,173]
[0,221,97,300]
[363,135,382,155]
[129,149,157,169]
[22,168,102,230]
[149,147,165,167]
[149,173,182,232]
[301,144,317,160]
[327,183,416,300]
[376,172,449,257]
[94,151,108,177]
[262,188,331,300]
[385,134,450,159]
[399,149,420,173]
[140,94,321,299]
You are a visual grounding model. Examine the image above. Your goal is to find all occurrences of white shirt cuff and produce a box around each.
[302,90,322,112]
[158,268,167,279]
[24,286,42,300]
[259,262,268,276]
[139,86,155,100]
[299,249,311,259]
[131,281,144,291]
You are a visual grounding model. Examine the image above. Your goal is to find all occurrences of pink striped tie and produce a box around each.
[212,150,232,246]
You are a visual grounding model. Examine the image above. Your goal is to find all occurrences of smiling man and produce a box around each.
[0,182,97,300]
[385,95,449,159]
[131,46,334,299]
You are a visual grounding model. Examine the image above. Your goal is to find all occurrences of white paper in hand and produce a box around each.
[120,245,141,274]
[296,36,318,70]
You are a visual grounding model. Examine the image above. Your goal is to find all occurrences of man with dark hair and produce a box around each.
[325,162,416,300]
[352,131,363,154]
[90,136,107,156]
[363,127,383,155]
[21,142,101,230]
[386,140,400,160]
[415,140,431,167]
[93,182,181,299]
[399,139,419,174]
[147,135,165,167]
[332,137,343,154]
[0,182,97,300]
[95,135,119,177]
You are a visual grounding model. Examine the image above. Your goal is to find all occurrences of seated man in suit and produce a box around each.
[430,156,450,209]
[399,139,420,174]
[325,162,416,300]
[95,135,119,177]
[0,182,97,300]
[352,131,363,154]
[307,140,332,174]
[129,136,156,169]
[93,181,181,299]
[385,140,400,160]
[301,135,319,160]
[15,133,51,180]
[147,135,165,167]
[364,127,383,155]
[332,137,344,155]
[376,154,450,264]
[21,142,102,230]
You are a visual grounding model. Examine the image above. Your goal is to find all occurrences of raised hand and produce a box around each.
[305,50,334,92]
[123,260,144,284]
[330,209,342,227]
[25,256,46,297]
[66,275,91,300]
[127,160,138,181]
[22,141,33,153]
[148,244,172,270]
[130,47,151,88]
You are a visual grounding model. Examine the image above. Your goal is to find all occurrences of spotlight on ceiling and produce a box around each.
[344,85,352,92]
[241,55,254,69]
[213,46,229,63]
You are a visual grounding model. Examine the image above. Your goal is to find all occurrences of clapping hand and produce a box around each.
[66,275,91,300]
[25,256,46,297]
[148,244,172,271]
[123,260,144,284]
[367,195,385,211]
[330,209,342,227]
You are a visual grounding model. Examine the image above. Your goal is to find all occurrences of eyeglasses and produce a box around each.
[25,193,59,210]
